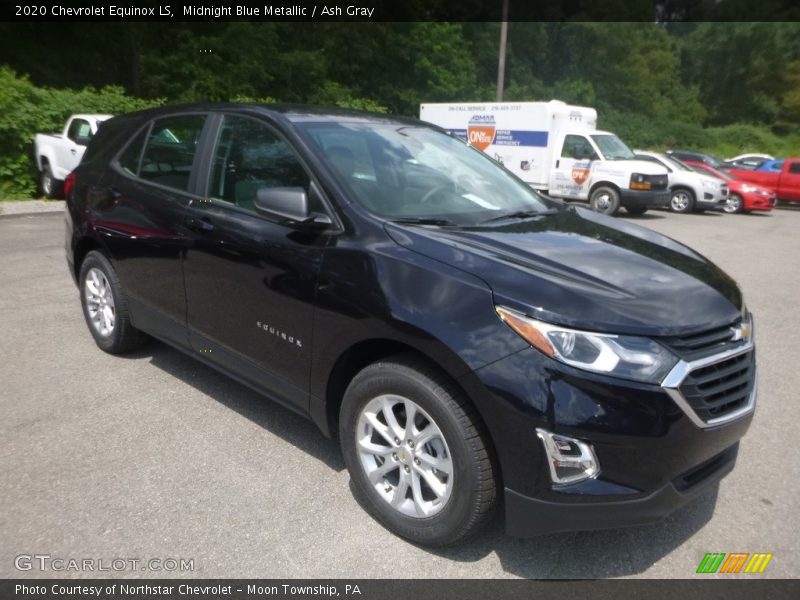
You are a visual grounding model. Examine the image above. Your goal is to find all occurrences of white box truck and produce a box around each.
[419,100,670,215]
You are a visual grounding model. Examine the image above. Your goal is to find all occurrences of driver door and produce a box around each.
[548,134,596,200]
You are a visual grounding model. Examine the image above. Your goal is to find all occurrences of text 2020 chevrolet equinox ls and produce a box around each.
[65,104,756,546]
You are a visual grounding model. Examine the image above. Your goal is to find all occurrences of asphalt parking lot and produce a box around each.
[1,207,798,579]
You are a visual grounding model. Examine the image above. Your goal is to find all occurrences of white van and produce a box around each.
[419,100,670,215]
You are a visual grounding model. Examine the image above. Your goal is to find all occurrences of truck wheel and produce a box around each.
[79,251,148,354]
[669,189,695,213]
[724,193,744,214]
[339,354,497,547]
[39,164,63,199]
[589,186,621,215]
[626,206,648,216]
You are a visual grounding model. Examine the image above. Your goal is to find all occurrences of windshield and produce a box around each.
[661,155,692,172]
[297,122,549,224]
[590,134,635,160]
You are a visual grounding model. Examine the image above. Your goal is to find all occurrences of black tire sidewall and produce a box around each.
[78,251,130,353]
[339,363,485,546]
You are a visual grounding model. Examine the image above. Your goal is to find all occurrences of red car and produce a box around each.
[727,157,800,204]
[684,161,776,213]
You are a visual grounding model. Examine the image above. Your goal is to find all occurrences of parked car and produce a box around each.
[666,149,725,168]
[35,114,112,197]
[685,161,777,213]
[722,153,773,170]
[726,157,800,204]
[66,104,756,546]
[725,153,773,163]
[634,150,728,213]
[755,159,784,173]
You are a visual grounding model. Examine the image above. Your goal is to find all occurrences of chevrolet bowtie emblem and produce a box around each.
[731,321,752,342]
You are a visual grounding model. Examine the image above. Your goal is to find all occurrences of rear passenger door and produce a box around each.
[182,114,337,411]
[95,113,211,345]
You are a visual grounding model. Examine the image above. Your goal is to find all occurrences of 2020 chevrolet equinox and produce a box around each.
[65,104,756,546]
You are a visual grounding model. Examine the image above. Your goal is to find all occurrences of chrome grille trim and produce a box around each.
[661,340,756,429]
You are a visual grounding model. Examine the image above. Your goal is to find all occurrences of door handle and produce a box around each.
[187,217,215,233]
[556,159,560,168]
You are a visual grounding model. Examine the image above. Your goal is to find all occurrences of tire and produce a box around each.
[724,193,744,214]
[339,354,497,546]
[626,206,648,216]
[669,188,695,213]
[589,186,621,215]
[78,250,147,354]
[39,164,63,199]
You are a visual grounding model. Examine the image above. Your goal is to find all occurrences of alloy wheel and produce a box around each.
[84,267,116,337]
[355,394,453,518]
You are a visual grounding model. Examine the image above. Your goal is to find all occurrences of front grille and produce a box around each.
[678,351,755,421]
[660,321,739,359]
[646,174,668,190]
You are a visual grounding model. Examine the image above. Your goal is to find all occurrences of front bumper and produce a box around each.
[459,343,755,537]
[742,191,777,211]
[619,189,670,209]
[505,443,738,536]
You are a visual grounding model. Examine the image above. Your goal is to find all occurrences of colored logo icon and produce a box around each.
[467,115,496,152]
[696,552,773,574]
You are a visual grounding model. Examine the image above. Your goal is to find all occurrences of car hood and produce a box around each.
[384,206,742,336]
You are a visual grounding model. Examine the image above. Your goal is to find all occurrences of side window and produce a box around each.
[138,115,206,192]
[561,135,594,160]
[67,119,91,144]
[118,126,149,176]
[789,162,800,175]
[209,115,312,212]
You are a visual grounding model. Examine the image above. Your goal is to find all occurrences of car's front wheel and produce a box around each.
[79,250,147,354]
[39,164,62,199]
[589,186,621,215]
[669,188,695,213]
[724,193,744,214]
[339,355,497,546]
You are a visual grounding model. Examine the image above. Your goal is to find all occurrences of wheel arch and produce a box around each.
[72,236,105,281]
[588,180,620,198]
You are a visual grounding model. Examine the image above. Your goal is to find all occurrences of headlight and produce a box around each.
[496,306,679,384]
[702,179,720,190]
[741,185,757,193]
[629,173,651,190]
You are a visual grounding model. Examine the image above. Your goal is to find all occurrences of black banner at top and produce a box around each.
[4,0,800,22]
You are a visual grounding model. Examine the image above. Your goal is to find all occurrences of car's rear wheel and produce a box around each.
[339,355,497,546]
[79,251,147,354]
[724,193,744,214]
[669,189,695,213]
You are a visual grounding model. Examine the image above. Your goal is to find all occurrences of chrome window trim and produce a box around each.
[660,340,756,429]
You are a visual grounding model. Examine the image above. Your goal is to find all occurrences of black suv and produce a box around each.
[66,104,756,546]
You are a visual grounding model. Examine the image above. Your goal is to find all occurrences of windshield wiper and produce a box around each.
[481,208,557,224]
[390,217,457,226]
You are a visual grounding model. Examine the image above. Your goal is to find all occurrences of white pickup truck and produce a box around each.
[34,114,112,197]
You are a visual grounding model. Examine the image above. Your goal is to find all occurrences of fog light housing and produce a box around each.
[536,428,600,486]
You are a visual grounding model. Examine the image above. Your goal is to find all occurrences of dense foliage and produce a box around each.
[1,21,798,198]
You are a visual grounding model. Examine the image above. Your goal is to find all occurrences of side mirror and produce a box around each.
[254,187,332,229]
